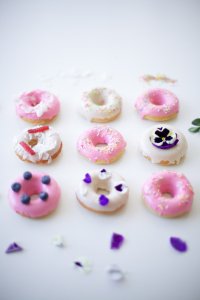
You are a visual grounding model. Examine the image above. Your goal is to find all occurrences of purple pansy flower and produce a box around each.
[150,127,179,150]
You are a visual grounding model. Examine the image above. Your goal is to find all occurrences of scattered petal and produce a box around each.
[111,233,124,250]
[170,237,188,252]
[52,235,64,247]
[106,264,125,282]
[5,242,23,254]
[74,257,92,273]
[83,173,92,184]
[74,261,83,267]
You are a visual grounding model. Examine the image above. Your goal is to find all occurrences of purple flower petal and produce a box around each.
[111,233,124,250]
[74,261,83,267]
[170,237,188,252]
[115,184,123,192]
[99,194,109,206]
[5,242,23,254]
[83,173,92,184]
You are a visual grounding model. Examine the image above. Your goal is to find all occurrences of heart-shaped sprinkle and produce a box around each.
[99,194,109,206]
[115,184,123,192]
[83,173,92,184]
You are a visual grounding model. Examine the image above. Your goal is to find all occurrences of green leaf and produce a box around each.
[189,126,200,133]
[192,118,200,126]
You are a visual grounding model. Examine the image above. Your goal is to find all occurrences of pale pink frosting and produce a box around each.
[16,90,60,121]
[142,170,194,217]
[9,172,61,218]
[77,126,126,163]
[135,88,179,119]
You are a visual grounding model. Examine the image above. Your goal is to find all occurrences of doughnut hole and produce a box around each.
[28,138,38,147]
[159,177,177,199]
[149,90,165,106]
[96,187,110,195]
[90,90,106,106]
[21,177,46,201]
[93,175,111,196]
[27,93,41,107]
[92,134,108,148]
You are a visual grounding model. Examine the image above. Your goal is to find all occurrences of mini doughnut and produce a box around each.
[142,170,194,217]
[14,125,62,164]
[140,124,187,165]
[76,169,129,213]
[9,171,61,218]
[77,126,126,164]
[16,90,60,123]
[135,88,179,121]
[80,88,122,122]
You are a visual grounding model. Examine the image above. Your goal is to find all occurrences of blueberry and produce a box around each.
[39,192,48,201]
[23,171,32,180]
[41,175,51,185]
[21,194,31,205]
[11,182,21,193]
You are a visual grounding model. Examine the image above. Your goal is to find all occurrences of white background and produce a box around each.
[0,1,200,300]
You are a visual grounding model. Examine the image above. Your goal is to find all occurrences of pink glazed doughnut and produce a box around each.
[16,90,60,124]
[135,88,179,121]
[9,171,61,218]
[77,126,126,164]
[142,170,194,217]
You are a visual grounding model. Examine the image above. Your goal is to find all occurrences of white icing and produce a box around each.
[80,88,121,122]
[140,124,188,164]
[76,170,129,212]
[14,126,62,163]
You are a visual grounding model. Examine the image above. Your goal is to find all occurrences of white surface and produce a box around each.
[0,1,200,300]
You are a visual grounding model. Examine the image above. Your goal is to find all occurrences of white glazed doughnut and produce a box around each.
[76,169,129,213]
[80,88,122,122]
[14,125,62,164]
[140,124,187,165]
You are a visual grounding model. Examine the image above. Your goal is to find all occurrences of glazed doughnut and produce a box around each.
[76,169,129,213]
[140,124,187,165]
[135,88,179,121]
[80,87,122,122]
[16,90,60,123]
[9,171,61,218]
[142,170,194,217]
[14,125,62,164]
[77,126,126,164]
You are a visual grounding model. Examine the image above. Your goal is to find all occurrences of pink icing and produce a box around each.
[16,90,60,121]
[142,170,194,217]
[77,126,126,163]
[135,88,179,119]
[9,172,61,218]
